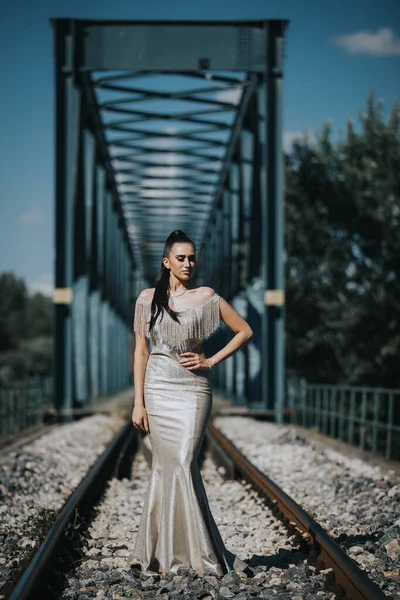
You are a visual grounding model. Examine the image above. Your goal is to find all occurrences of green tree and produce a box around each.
[285,93,400,386]
[0,272,53,384]
[335,95,400,386]
[25,293,53,338]
[0,272,28,352]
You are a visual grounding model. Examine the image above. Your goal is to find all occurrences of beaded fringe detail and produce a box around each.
[133,293,221,352]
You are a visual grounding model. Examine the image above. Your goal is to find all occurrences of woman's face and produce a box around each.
[163,242,196,281]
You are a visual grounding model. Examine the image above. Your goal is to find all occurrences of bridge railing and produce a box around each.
[286,377,400,460]
[0,377,52,440]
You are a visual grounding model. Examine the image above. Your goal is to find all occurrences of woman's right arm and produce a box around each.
[132,332,150,433]
[131,290,152,434]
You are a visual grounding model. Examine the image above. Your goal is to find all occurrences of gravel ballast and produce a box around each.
[0,414,125,597]
[214,416,400,599]
[3,415,398,598]
[60,441,338,599]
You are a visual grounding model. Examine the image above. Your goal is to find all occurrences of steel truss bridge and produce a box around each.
[52,18,289,420]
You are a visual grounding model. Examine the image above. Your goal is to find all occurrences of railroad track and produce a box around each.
[206,422,389,600]
[6,422,139,600]
[6,421,389,600]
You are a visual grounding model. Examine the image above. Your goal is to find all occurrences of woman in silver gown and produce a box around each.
[131,230,254,577]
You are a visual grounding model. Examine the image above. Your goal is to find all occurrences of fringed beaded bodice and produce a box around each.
[133,292,221,354]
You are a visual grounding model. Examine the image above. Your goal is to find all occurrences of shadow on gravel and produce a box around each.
[334,531,381,549]
[247,547,308,572]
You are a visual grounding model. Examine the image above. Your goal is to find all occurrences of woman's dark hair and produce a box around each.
[149,230,196,333]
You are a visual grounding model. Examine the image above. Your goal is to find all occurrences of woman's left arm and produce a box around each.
[206,296,254,369]
[179,296,254,371]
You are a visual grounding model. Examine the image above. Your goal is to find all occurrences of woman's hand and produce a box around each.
[132,404,149,433]
[179,352,212,371]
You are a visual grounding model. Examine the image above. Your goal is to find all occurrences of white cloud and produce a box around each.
[127,224,141,235]
[142,166,184,177]
[19,207,43,225]
[148,137,181,149]
[331,27,400,56]
[163,125,178,135]
[28,273,53,297]
[144,152,183,165]
[213,87,243,105]
[115,170,129,182]
[283,131,302,152]
[109,146,133,157]
[283,129,317,152]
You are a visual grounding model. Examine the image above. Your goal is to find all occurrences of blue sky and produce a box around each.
[0,0,399,296]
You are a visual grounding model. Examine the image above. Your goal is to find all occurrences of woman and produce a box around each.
[131,229,254,577]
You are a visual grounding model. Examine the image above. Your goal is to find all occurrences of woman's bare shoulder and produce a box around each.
[195,286,216,302]
[138,288,156,303]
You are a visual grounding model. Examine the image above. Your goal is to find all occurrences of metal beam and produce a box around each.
[110,129,228,147]
[103,108,233,129]
[94,70,245,85]
[111,147,223,162]
[53,19,80,415]
[70,20,271,72]
[201,76,257,246]
[98,83,239,110]
[264,21,286,422]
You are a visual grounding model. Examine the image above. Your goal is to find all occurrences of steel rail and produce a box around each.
[206,422,388,600]
[8,421,137,600]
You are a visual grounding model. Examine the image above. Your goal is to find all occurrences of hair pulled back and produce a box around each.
[148,230,196,333]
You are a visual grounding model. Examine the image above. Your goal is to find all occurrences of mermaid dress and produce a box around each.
[131,291,248,576]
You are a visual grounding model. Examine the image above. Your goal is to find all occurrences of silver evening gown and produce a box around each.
[131,291,248,576]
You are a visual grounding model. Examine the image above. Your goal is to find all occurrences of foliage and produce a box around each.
[285,93,400,386]
[0,273,52,385]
